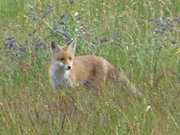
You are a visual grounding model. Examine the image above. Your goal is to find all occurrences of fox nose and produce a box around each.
[67,66,71,70]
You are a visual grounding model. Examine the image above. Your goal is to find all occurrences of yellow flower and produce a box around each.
[176,48,180,54]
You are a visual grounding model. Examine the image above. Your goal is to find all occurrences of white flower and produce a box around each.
[76,20,80,24]
[74,12,79,17]
[145,105,152,112]
[75,28,79,32]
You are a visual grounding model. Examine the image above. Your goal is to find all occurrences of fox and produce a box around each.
[49,40,143,97]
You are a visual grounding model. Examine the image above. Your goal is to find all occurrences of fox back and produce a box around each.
[49,40,143,97]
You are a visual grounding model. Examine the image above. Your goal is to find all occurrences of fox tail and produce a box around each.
[107,67,143,98]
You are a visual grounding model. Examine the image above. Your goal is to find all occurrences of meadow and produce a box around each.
[0,0,180,134]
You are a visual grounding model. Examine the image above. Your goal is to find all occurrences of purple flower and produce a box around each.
[33,39,46,51]
[4,36,16,50]
[42,4,54,18]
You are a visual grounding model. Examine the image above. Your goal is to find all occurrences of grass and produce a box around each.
[0,0,180,134]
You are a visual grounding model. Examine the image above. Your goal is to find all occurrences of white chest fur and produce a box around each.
[49,63,73,89]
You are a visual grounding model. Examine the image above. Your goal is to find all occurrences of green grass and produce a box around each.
[0,0,180,134]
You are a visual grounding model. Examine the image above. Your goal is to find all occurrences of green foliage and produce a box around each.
[0,0,180,134]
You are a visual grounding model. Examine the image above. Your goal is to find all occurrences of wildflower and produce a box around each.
[75,28,79,32]
[176,48,180,54]
[151,16,178,34]
[42,4,54,18]
[4,35,16,50]
[74,12,79,17]
[33,38,46,51]
[173,16,180,24]
[145,105,152,112]
[76,20,80,24]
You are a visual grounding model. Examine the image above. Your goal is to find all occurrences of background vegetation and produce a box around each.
[0,0,180,134]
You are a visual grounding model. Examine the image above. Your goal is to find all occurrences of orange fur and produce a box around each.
[49,41,143,97]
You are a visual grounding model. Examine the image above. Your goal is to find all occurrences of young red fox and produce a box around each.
[49,40,143,97]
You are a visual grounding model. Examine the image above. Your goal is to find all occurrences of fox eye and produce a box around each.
[69,57,72,60]
[57,58,64,61]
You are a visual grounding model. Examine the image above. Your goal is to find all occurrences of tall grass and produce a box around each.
[0,0,180,134]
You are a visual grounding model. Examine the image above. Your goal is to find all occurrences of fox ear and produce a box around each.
[67,39,77,54]
[50,41,61,53]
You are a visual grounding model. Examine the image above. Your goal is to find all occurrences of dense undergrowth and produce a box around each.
[0,0,180,134]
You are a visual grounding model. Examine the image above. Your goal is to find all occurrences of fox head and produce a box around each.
[51,40,76,71]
